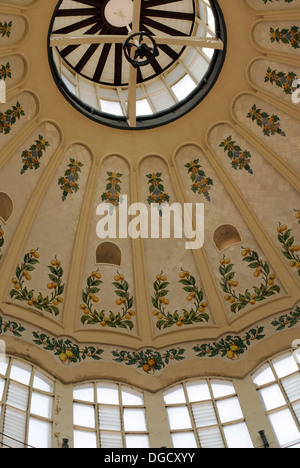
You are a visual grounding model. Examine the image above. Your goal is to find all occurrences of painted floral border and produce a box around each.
[0,302,299,369]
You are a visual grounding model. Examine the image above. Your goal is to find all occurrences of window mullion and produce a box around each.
[207,379,228,448]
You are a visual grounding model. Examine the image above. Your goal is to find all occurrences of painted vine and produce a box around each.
[80,270,135,329]
[21,135,50,174]
[112,348,185,374]
[220,248,280,313]
[247,104,286,137]
[219,136,253,174]
[152,270,209,329]
[277,215,300,277]
[185,159,213,201]
[193,327,265,361]
[10,250,65,316]
[58,158,84,202]
[101,172,123,207]
[32,332,104,364]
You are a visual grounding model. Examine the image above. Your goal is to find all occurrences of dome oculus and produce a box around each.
[48,0,226,129]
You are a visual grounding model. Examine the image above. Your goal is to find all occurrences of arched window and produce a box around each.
[213,224,241,252]
[0,192,13,223]
[96,242,121,266]
[0,356,54,448]
[73,382,149,448]
[252,349,300,448]
[163,378,253,448]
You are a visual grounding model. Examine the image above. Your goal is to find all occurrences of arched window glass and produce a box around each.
[73,382,149,448]
[0,356,54,448]
[163,378,253,448]
[252,349,300,448]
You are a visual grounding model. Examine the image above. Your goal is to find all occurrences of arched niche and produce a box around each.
[213,224,242,252]
[0,191,13,223]
[96,242,122,267]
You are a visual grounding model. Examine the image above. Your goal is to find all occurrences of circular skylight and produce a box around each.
[48,0,226,129]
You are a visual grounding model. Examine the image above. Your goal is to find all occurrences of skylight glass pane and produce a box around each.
[97,383,119,405]
[123,408,147,432]
[211,380,235,398]
[186,380,210,402]
[28,417,51,448]
[171,432,197,448]
[223,422,254,448]
[30,391,52,419]
[62,75,76,95]
[167,406,192,430]
[126,434,150,448]
[33,371,53,393]
[216,397,244,423]
[258,384,286,411]
[73,403,95,428]
[252,364,275,386]
[74,429,97,449]
[122,387,144,406]
[10,360,31,385]
[73,384,94,402]
[164,385,186,404]
[268,409,300,447]
[172,75,197,101]
[272,353,298,378]
[207,7,215,32]
[136,99,152,116]
[100,99,123,116]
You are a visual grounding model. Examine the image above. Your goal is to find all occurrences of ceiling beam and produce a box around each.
[50,34,224,50]
[126,0,142,127]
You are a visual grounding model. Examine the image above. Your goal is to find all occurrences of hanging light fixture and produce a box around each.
[123,32,159,68]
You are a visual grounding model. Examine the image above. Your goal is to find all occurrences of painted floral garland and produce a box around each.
[0,102,25,135]
[185,159,213,201]
[247,104,286,137]
[20,135,50,174]
[193,327,265,360]
[265,68,298,96]
[152,270,209,329]
[112,348,185,374]
[80,270,135,329]
[270,26,300,49]
[219,136,253,174]
[58,158,84,202]
[219,248,280,313]
[101,172,123,207]
[0,62,11,81]
[32,332,104,364]
[277,219,300,277]
[0,21,12,38]
[10,250,65,316]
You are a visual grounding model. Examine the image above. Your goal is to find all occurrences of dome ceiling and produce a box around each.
[0,0,299,391]
[48,0,226,128]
